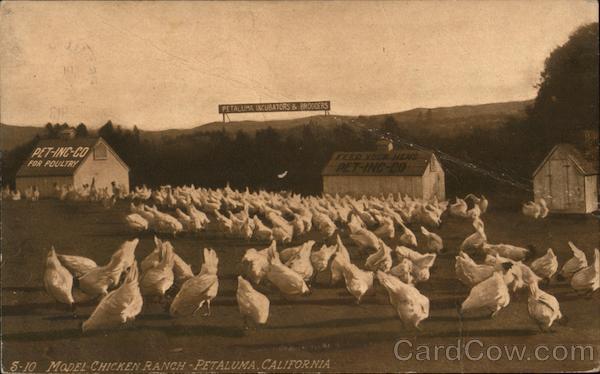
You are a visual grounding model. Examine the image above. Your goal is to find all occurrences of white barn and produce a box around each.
[322,142,445,200]
[532,143,598,214]
[16,136,130,198]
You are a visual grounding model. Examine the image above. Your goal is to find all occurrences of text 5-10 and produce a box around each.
[8,361,38,372]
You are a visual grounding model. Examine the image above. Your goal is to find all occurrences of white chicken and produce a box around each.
[449,198,468,217]
[284,241,315,282]
[377,271,429,330]
[465,194,488,214]
[466,204,481,220]
[214,210,234,234]
[278,241,309,263]
[266,245,310,298]
[140,237,163,273]
[170,248,219,317]
[11,189,22,200]
[148,206,184,236]
[240,241,274,284]
[44,247,75,309]
[266,211,294,240]
[347,214,366,234]
[522,265,564,332]
[125,213,149,231]
[398,222,417,247]
[172,250,194,286]
[395,246,436,283]
[140,241,175,298]
[455,251,496,287]
[312,210,337,237]
[57,254,98,278]
[559,242,588,280]
[349,227,380,251]
[82,262,143,332]
[522,201,540,218]
[138,205,157,229]
[420,226,443,253]
[78,254,123,298]
[415,204,442,228]
[330,235,351,285]
[141,238,191,287]
[373,216,395,239]
[570,248,599,295]
[364,240,393,272]
[240,218,254,240]
[175,208,194,231]
[456,252,517,288]
[337,254,374,304]
[460,219,487,252]
[522,199,548,219]
[389,259,414,284]
[188,204,210,231]
[460,263,513,318]
[460,262,512,318]
[483,255,526,293]
[272,226,292,244]
[482,243,531,262]
[237,276,270,328]
[108,239,139,284]
[538,198,549,218]
[252,215,273,241]
[530,248,558,284]
[310,243,337,276]
[291,214,307,236]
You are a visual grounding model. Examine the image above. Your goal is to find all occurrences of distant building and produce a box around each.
[532,143,598,213]
[59,127,77,139]
[321,140,445,199]
[15,136,129,197]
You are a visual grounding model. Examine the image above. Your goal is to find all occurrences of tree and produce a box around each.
[98,120,115,141]
[44,122,55,137]
[529,22,599,146]
[75,123,88,137]
[133,125,141,144]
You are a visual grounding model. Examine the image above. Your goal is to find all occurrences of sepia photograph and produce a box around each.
[1,1,598,373]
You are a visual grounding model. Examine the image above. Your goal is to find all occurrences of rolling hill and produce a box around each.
[1,99,532,150]
[0,124,46,152]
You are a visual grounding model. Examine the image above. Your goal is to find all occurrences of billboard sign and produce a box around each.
[219,101,330,114]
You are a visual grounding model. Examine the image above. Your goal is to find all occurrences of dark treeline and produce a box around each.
[111,122,378,195]
[2,23,597,199]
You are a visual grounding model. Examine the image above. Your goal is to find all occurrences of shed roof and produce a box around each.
[532,143,599,177]
[322,150,436,176]
[16,137,128,177]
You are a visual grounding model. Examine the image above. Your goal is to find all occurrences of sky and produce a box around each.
[0,1,597,130]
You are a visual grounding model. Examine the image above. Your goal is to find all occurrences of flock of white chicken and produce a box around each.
[2,180,127,207]
[42,185,599,334]
[2,185,39,201]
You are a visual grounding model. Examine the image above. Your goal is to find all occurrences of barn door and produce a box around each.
[549,159,566,210]
[568,159,584,210]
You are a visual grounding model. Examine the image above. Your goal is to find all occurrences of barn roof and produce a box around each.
[532,143,599,177]
[322,150,436,176]
[16,137,128,177]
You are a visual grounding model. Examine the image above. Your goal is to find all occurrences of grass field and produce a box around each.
[1,199,599,373]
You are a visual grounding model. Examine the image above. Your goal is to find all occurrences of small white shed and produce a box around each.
[532,143,598,213]
[322,141,445,200]
[16,137,130,198]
